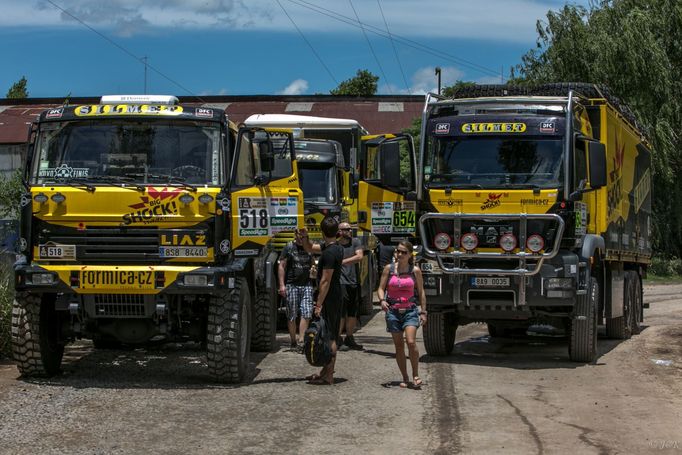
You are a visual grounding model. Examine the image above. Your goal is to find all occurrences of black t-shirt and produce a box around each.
[280,242,313,286]
[339,237,362,286]
[317,242,343,307]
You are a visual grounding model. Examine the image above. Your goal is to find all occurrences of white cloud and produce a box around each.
[277,79,309,95]
[6,0,588,42]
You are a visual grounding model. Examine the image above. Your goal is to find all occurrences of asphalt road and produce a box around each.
[0,284,681,454]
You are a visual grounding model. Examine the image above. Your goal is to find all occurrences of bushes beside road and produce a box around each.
[0,261,12,358]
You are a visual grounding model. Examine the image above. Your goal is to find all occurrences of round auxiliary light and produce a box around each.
[179,193,195,205]
[526,234,545,253]
[198,193,214,204]
[51,192,66,204]
[34,193,48,204]
[460,232,479,251]
[433,232,452,251]
[499,233,517,252]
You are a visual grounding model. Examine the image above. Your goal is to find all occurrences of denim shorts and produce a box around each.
[385,306,420,333]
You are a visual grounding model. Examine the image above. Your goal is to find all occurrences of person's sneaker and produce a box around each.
[338,339,350,352]
[344,336,363,351]
[289,341,298,351]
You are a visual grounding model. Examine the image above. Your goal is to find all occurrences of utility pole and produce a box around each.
[435,67,442,95]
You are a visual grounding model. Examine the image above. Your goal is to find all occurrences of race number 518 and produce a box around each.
[239,208,268,228]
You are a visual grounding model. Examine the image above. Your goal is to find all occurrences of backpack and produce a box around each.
[304,317,333,367]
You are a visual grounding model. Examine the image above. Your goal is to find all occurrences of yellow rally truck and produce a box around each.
[416,83,652,361]
[244,114,416,316]
[12,95,303,382]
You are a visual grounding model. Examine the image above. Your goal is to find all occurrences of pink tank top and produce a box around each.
[387,268,416,304]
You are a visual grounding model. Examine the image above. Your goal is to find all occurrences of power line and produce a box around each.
[348,0,391,94]
[44,0,204,100]
[377,0,410,94]
[275,0,338,86]
[286,0,502,78]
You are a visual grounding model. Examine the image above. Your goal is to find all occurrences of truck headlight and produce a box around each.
[499,233,517,252]
[183,274,209,286]
[31,273,55,285]
[526,234,545,253]
[460,233,478,251]
[433,232,452,251]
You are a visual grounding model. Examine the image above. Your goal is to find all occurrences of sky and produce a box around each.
[1,0,589,98]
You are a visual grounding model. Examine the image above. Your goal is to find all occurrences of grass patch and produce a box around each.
[0,260,13,359]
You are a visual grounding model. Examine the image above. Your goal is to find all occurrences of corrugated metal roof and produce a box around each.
[0,95,424,143]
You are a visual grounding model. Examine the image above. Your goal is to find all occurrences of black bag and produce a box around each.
[304,317,332,367]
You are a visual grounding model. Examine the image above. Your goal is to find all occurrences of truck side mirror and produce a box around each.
[349,172,358,199]
[379,141,402,190]
[252,131,275,173]
[588,142,607,189]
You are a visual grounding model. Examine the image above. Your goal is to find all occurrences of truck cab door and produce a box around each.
[358,134,416,241]
[229,128,304,255]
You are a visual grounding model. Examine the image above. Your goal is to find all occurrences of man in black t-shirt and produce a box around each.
[278,235,314,351]
[299,216,343,385]
[337,222,364,351]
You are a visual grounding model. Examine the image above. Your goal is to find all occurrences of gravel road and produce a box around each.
[0,283,681,454]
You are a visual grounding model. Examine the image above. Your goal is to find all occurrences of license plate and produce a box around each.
[470,276,510,287]
[159,247,207,258]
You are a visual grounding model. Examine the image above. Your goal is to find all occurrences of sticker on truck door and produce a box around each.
[371,201,416,234]
[237,197,298,237]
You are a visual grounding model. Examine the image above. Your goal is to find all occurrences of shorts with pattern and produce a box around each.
[285,284,314,321]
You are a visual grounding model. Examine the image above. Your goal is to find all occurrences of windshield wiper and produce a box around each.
[84,175,146,192]
[125,173,197,192]
[44,178,96,192]
[500,183,543,189]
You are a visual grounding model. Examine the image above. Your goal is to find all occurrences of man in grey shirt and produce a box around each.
[337,221,364,351]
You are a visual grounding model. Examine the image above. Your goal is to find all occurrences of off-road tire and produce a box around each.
[606,272,634,340]
[206,278,251,383]
[12,292,64,377]
[423,312,456,356]
[359,253,376,316]
[569,277,599,362]
[630,271,642,335]
[250,284,276,352]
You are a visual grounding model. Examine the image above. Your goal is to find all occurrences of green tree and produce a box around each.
[6,76,28,99]
[515,0,682,257]
[441,80,476,98]
[0,170,23,219]
[330,69,378,96]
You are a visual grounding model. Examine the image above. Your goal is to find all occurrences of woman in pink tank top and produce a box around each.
[377,240,427,388]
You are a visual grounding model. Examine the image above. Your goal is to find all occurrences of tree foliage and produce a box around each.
[515,0,682,256]
[0,170,24,219]
[6,76,28,99]
[330,69,379,96]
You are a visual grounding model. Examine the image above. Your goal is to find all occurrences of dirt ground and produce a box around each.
[0,283,680,454]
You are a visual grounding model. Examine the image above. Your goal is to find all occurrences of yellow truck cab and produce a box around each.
[416,83,652,361]
[13,95,303,382]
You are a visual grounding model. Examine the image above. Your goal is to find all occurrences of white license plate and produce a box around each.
[159,247,207,258]
[471,276,510,287]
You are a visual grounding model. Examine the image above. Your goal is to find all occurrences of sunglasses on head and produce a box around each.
[396,249,409,255]
[339,228,351,231]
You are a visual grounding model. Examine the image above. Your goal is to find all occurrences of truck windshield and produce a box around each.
[299,165,338,204]
[32,120,223,186]
[424,136,564,188]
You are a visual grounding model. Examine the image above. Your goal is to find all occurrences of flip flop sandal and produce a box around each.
[308,377,333,385]
[413,376,423,386]
[305,373,321,381]
[399,381,409,388]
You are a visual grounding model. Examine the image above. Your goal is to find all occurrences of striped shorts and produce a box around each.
[285,284,314,320]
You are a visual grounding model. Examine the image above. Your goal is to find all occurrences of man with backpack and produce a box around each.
[298,216,344,385]
[278,233,315,351]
